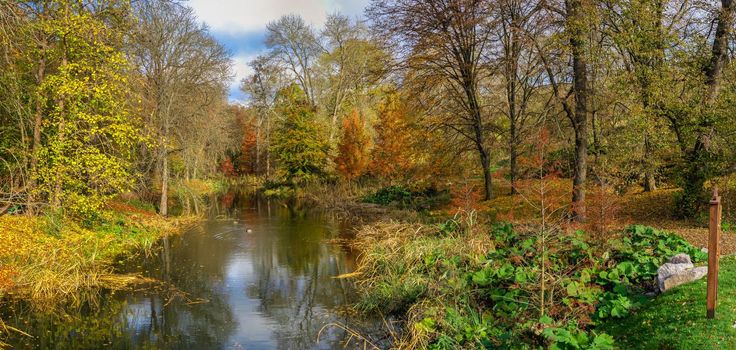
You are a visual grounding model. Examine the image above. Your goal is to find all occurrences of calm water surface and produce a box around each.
[2,193,379,349]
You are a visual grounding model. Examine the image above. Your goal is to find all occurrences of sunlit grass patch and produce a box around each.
[0,206,195,304]
[600,256,736,349]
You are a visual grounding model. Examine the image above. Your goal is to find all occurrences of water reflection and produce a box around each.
[1,194,373,349]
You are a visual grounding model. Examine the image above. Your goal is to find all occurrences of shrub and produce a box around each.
[363,185,451,211]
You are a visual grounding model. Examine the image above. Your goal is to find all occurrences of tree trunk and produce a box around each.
[505,9,521,196]
[567,0,589,222]
[160,149,169,216]
[461,55,492,201]
[51,52,68,209]
[470,98,492,201]
[643,133,657,191]
[480,148,493,201]
[255,119,261,174]
[266,110,272,179]
[508,53,519,195]
[27,53,46,211]
[510,125,518,195]
[704,0,733,105]
[677,0,733,217]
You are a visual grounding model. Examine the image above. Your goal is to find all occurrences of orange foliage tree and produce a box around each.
[220,158,236,177]
[239,119,258,174]
[369,91,414,181]
[336,109,371,181]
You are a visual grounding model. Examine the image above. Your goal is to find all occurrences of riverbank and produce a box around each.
[256,180,736,348]
[0,203,197,304]
[0,192,378,349]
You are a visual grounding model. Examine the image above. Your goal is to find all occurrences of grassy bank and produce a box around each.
[352,216,709,349]
[0,202,196,303]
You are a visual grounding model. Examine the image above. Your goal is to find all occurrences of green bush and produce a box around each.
[363,185,413,206]
[363,185,451,210]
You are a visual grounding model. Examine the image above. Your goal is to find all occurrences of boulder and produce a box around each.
[657,262,693,292]
[668,253,692,265]
[661,266,708,292]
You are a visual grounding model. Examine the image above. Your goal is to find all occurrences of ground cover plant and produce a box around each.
[354,216,709,349]
[363,185,452,211]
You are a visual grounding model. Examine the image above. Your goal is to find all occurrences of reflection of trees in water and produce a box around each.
[125,224,238,348]
[0,193,374,349]
[0,294,130,349]
[244,199,364,349]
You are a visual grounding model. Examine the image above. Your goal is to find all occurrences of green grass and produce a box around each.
[601,256,736,349]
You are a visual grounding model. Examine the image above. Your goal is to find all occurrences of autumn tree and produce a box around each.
[534,0,595,221]
[368,0,497,200]
[565,0,592,221]
[318,14,388,142]
[0,1,32,210]
[335,109,370,181]
[270,84,331,184]
[496,0,547,194]
[265,15,321,107]
[370,90,415,181]
[670,0,735,217]
[241,55,284,178]
[239,109,258,175]
[34,1,141,216]
[0,1,135,215]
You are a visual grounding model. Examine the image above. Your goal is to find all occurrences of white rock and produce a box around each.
[657,262,693,292]
[661,266,708,292]
[668,253,692,265]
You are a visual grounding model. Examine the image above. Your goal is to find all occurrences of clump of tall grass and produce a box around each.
[352,211,494,349]
[0,206,196,305]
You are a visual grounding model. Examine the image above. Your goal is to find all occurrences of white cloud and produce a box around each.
[189,0,328,34]
[188,0,371,34]
[233,53,257,83]
[228,53,260,103]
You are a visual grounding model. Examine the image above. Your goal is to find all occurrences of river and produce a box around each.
[1,192,381,349]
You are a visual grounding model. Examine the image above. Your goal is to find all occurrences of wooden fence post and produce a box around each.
[707,187,722,319]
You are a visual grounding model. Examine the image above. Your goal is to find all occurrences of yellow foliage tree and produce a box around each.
[35,4,141,217]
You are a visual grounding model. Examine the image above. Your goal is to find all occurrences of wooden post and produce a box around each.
[707,187,722,319]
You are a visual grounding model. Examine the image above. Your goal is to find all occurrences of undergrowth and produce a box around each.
[353,214,706,349]
[363,185,451,211]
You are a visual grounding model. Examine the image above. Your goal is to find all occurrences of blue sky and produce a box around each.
[188,0,371,103]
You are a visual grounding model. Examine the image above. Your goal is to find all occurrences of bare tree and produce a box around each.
[131,0,231,216]
[368,0,497,200]
[266,15,322,108]
[241,55,285,178]
[496,0,547,194]
[566,0,591,222]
